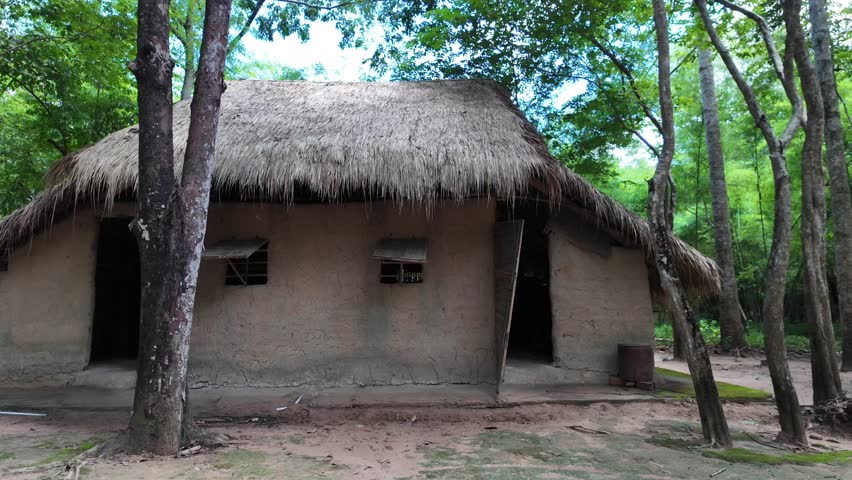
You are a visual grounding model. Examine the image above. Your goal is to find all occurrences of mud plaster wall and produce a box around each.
[190,201,497,387]
[0,211,98,384]
[549,210,654,383]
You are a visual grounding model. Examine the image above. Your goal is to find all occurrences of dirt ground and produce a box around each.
[2,402,851,480]
[2,353,851,480]
[657,352,852,406]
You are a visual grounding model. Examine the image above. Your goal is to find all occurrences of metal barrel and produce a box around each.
[617,344,654,383]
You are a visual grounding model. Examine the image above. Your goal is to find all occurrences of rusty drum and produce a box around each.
[617,344,654,383]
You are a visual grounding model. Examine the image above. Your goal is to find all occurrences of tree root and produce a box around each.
[79,422,228,460]
[806,396,852,434]
[81,431,131,459]
[182,422,229,451]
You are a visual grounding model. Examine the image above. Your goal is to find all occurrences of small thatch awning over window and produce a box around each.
[372,238,427,263]
[202,239,267,260]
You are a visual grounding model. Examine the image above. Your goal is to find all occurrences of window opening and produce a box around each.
[226,242,268,286]
[380,261,424,284]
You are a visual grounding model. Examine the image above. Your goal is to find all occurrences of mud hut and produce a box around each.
[0,80,719,390]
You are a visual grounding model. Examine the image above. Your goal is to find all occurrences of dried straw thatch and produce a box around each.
[0,79,719,295]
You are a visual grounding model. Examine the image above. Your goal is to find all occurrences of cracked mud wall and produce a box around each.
[548,210,654,383]
[190,200,497,387]
[0,211,98,385]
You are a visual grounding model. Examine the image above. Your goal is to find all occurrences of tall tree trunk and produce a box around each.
[180,5,197,100]
[672,313,687,361]
[698,48,747,351]
[784,0,842,403]
[696,0,807,444]
[126,0,232,455]
[653,0,731,446]
[809,0,852,373]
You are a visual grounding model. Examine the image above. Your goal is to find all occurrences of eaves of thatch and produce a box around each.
[0,79,720,296]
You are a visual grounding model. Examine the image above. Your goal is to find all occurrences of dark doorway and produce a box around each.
[498,202,553,363]
[90,218,141,362]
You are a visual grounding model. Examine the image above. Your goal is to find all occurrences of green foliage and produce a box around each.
[0,0,337,216]
[655,319,835,352]
[654,319,720,346]
[0,0,137,215]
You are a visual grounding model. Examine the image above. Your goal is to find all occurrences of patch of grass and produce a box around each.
[0,451,14,461]
[703,448,852,465]
[422,446,462,466]
[655,368,771,401]
[211,449,271,478]
[478,430,564,463]
[34,438,100,466]
[35,439,60,450]
[656,367,689,379]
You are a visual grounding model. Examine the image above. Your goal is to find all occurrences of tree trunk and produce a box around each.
[809,0,852,373]
[672,313,687,361]
[126,0,233,455]
[653,0,731,446]
[784,0,842,403]
[695,0,807,444]
[180,6,197,101]
[698,48,747,351]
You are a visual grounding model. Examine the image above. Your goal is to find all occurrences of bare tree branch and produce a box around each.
[170,23,187,44]
[835,77,852,130]
[275,0,382,11]
[671,47,697,75]
[711,0,805,141]
[2,35,74,55]
[628,126,661,158]
[586,69,661,158]
[696,0,788,149]
[588,37,663,135]
[228,0,266,53]
[20,84,69,155]
[1,19,108,56]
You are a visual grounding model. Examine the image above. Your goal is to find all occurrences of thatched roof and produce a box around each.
[0,79,719,295]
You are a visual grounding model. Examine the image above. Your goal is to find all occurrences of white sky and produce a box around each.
[240,21,384,81]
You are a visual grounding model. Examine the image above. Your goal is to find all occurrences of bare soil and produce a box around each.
[1,353,851,479]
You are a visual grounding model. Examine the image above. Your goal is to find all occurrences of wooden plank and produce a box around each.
[494,220,524,394]
[372,238,427,263]
[202,238,266,259]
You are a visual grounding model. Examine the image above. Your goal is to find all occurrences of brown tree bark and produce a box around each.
[809,0,852,373]
[784,0,842,403]
[125,0,233,455]
[672,314,687,361]
[698,48,747,351]
[696,0,807,444]
[652,0,731,446]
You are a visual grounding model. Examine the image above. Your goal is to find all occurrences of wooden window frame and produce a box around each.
[225,242,268,286]
[380,260,424,284]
